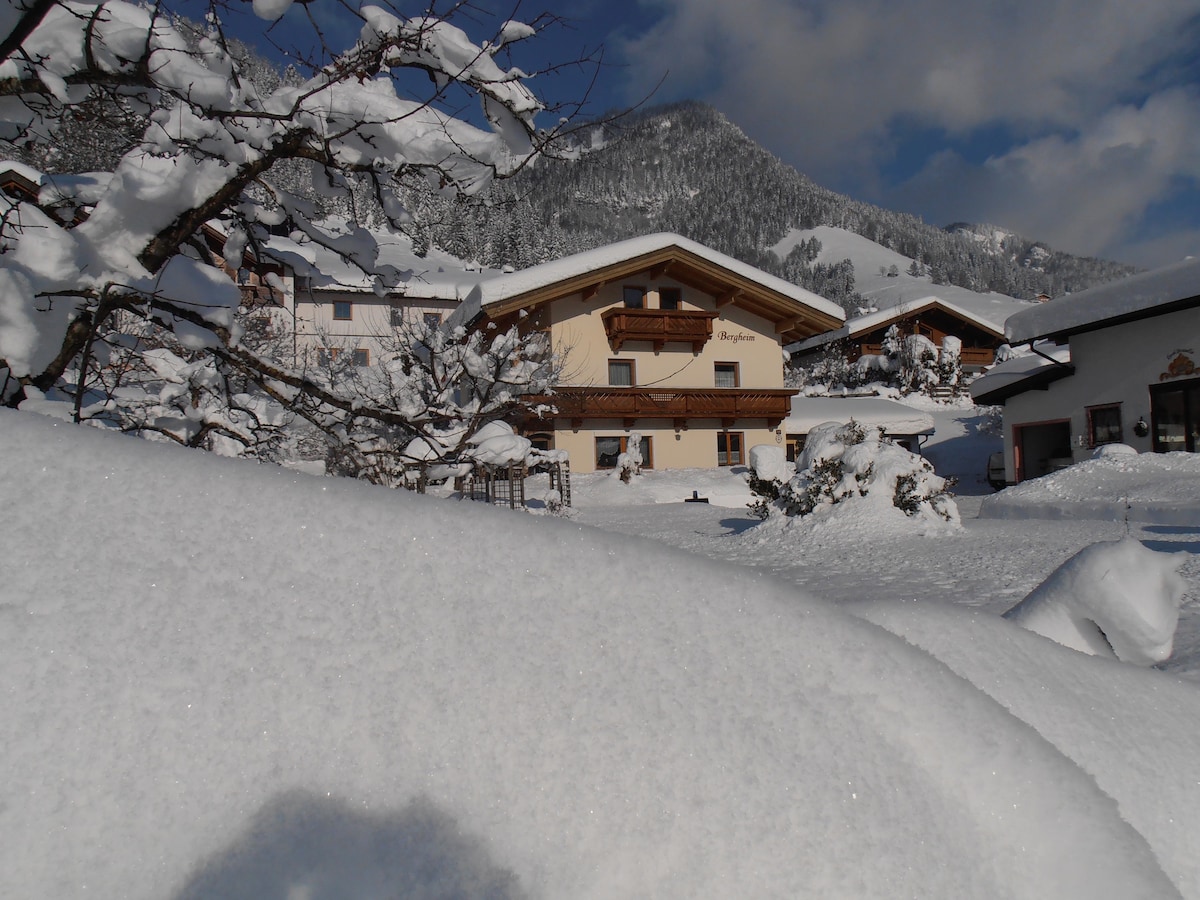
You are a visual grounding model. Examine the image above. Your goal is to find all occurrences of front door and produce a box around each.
[1150,378,1200,453]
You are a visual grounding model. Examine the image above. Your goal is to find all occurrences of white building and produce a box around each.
[971,257,1200,484]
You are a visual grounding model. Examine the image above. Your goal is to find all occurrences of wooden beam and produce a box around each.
[775,316,805,334]
[649,262,671,279]
[581,282,602,302]
[716,289,740,308]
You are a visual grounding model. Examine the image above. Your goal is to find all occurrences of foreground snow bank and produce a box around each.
[854,599,1200,899]
[0,411,1186,899]
[1004,538,1187,664]
[980,451,1200,524]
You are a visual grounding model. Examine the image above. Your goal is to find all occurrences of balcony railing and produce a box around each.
[601,308,720,352]
[528,386,796,428]
[858,342,995,368]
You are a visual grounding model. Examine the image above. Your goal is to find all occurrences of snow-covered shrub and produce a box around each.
[1092,443,1138,459]
[611,431,644,483]
[749,420,957,523]
[746,444,794,518]
[1004,538,1187,665]
[899,334,939,394]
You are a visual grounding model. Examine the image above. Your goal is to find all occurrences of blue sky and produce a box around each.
[214,0,1200,269]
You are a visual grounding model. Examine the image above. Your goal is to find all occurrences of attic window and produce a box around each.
[659,287,681,310]
[623,285,645,309]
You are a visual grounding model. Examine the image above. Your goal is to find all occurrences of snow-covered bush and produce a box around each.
[746,444,794,518]
[749,420,957,523]
[1004,538,1187,665]
[611,431,644,483]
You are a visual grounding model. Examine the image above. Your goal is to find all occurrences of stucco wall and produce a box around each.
[545,279,784,390]
[1002,306,1200,481]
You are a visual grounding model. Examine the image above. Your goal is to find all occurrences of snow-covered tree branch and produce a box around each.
[0,0,591,471]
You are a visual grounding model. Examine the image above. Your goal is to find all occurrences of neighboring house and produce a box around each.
[262,229,500,369]
[455,233,845,473]
[970,257,1200,485]
[782,395,935,460]
[790,296,1006,373]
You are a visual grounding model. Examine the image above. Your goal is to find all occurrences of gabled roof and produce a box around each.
[789,295,1005,355]
[457,233,845,342]
[1007,257,1200,344]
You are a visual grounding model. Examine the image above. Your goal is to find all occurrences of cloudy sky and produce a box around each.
[226,0,1200,269]
[582,0,1200,269]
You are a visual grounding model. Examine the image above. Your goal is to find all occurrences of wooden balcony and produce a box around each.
[858,343,995,368]
[601,307,720,353]
[528,386,797,429]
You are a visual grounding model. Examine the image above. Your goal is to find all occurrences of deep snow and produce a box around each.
[3,405,1200,899]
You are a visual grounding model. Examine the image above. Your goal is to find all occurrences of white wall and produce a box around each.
[1003,306,1200,481]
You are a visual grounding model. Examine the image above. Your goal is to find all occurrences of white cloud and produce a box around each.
[617,0,1200,261]
[889,88,1200,264]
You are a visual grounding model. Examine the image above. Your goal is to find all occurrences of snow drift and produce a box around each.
[1004,537,1187,664]
[0,410,1189,899]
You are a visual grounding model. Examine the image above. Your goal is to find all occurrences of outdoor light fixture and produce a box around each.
[1134,417,1150,438]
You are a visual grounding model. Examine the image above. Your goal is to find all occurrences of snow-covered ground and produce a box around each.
[4,403,1200,899]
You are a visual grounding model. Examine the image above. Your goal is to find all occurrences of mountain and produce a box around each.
[415,101,1136,312]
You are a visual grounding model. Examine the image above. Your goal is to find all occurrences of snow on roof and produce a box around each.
[265,227,500,301]
[790,295,1005,354]
[1007,256,1200,343]
[969,343,1073,405]
[0,159,45,188]
[773,226,1031,332]
[783,396,935,436]
[457,233,845,322]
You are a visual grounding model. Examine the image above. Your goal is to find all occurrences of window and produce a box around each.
[717,431,744,466]
[351,348,370,367]
[389,307,405,327]
[423,312,443,329]
[317,347,339,367]
[659,287,681,310]
[1086,404,1122,448]
[714,362,739,388]
[333,301,352,320]
[623,285,645,309]
[785,434,805,463]
[608,359,635,386]
[595,435,652,469]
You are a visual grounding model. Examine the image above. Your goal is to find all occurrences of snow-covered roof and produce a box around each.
[782,396,935,436]
[264,227,501,301]
[1007,256,1200,343]
[0,159,45,187]
[455,234,845,339]
[790,295,1005,354]
[969,343,1074,405]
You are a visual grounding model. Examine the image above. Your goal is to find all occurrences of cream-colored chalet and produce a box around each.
[790,296,1006,372]
[457,234,845,473]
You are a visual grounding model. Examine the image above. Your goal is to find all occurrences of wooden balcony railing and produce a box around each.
[858,342,995,367]
[601,308,720,352]
[527,386,796,429]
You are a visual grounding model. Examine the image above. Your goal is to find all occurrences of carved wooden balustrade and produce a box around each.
[527,386,796,429]
[601,308,720,352]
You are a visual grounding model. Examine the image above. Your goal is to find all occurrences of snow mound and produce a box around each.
[854,599,1200,899]
[0,410,1183,899]
[980,451,1200,524]
[1004,538,1187,664]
